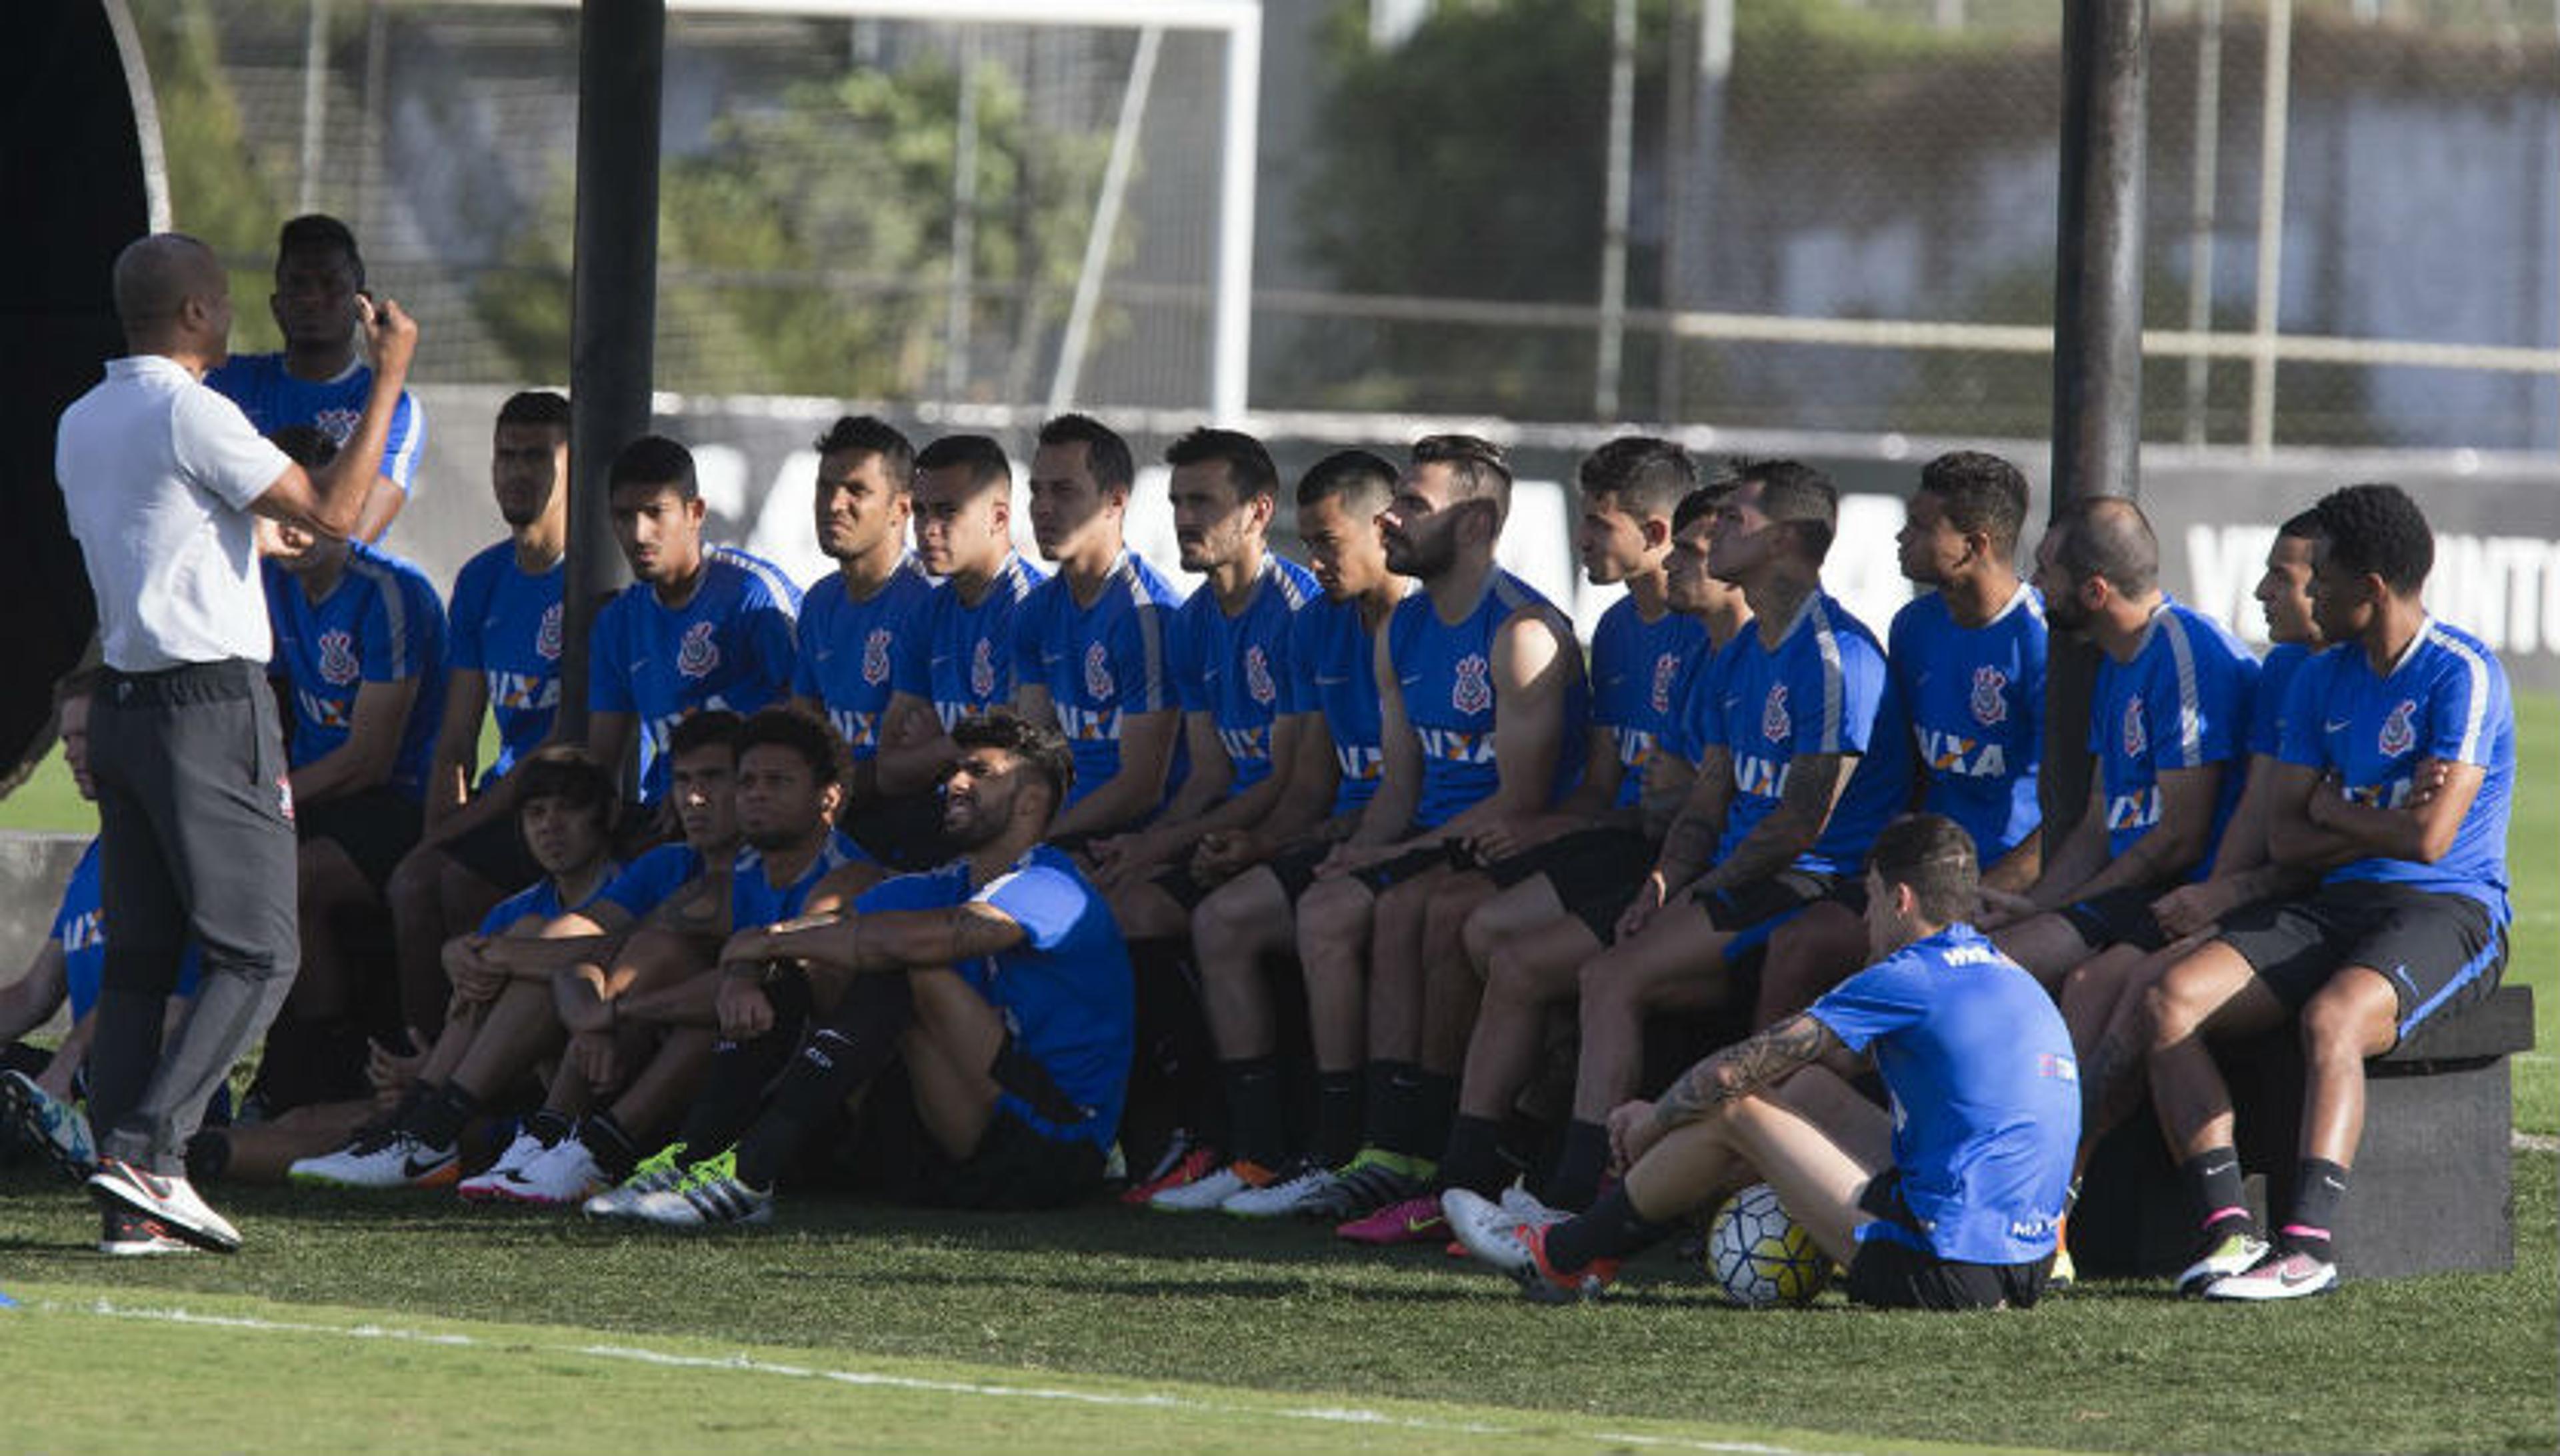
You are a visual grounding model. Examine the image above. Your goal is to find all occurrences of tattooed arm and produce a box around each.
[1607,1013,1849,1170]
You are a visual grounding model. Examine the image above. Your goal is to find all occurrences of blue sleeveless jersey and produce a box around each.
[853,845,1133,1149]
[1389,569,1589,830]
[795,555,936,761]
[1588,597,1709,809]
[1808,923,2079,1265]
[1175,555,1320,795]
[55,839,201,1021]
[893,554,1046,732]
[447,540,564,787]
[729,831,869,930]
[1287,592,1387,817]
[2089,599,2257,873]
[204,352,425,499]
[2279,621,2514,921]
[1889,585,2045,863]
[263,541,449,801]
[1012,550,1185,805]
[588,545,802,803]
[1701,591,1905,875]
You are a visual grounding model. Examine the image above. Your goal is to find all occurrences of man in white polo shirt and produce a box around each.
[53,231,419,1256]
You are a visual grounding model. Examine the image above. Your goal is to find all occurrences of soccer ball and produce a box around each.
[1706,1183,1829,1308]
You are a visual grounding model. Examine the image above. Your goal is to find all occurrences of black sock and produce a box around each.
[2181,1147,2255,1237]
[2282,1158,2350,1261]
[678,972,815,1153]
[1362,1061,1410,1151]
[403,1082,480,1151]
[523,1108,574,1149]
[1315,1069,1361,1168]
[734,975,913,1189]
[581,1110,641,1183]
[1438,1113,1509,1196]
[1544,1183,1675,1275]
[1547,1119,1612,1212]
[1220,1057,1288,1170]
[1403,1071,1457,1165]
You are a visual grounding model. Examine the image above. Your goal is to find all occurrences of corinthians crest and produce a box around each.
[2380,697,2417,757]
[317,629,360,686]
[1451,653,1492,715]
[971,637,997,699]
[1084,641,1115,700]
[677,620,720,679]
[1970,665,2009,727]
[862,627,894,685]
[1245,644,1277,706]
[2122,695,2147,758]
[537,601,563,661]
[1651,653,1680,715]
[1762,683,1791,742]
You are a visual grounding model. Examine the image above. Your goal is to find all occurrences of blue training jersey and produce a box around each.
[203,352,425,499]
[2279,619,2515,921]
[852,845,1134,1149]
[1889,585,2045,864]
[54,839,201,1023]
[1589,596,1708,810]
[1807,923,2079,1266]
[447,540,565,787]
[1012,549,1185,807]
[2089,598,2257,873]
[795,555,936,762]
[893,554,1046,732]
[729,831,869,930]
[1286,591,1389,817]
[2249,641,2315,759]
[1703,591,1907,875]
[593,843,713,922]
[263,541,449,801]
[1389,569,1590,830]
[1175,554,1321,795]
[476,866,616,936]
[589,545,802,803]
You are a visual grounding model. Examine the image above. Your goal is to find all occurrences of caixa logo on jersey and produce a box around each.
[1734,753,1791,798]
[1413,726,1496,764]
[1916,727,2008,780]
[2105,784,2162,833]
[1218,723,1271,765]
[677,621,721,679]
[1058,703,1122,742]
[1451,653,1491,716]
[317,629,361,687]
[537,602,563,661]
[1335,743,1385,781]
[833,706,881,750]
[489,669,559,712]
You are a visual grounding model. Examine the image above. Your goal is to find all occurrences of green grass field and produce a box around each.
[1,1159,2552,1455]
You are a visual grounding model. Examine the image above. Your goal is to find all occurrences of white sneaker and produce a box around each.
[1150,1162,1259,1213]
[2204,1248,2338,1301]
[1219,1160,1341,1219]
[287,1129,459,1191]
[583,1142,690,1221]
[87,1157,241,1253]
[498,1138,606,1207]
[458,1130,551,1203]
[1499,1181,1561,1223]
[2175,1226,2273,1296]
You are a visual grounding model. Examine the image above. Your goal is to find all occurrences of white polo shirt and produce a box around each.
[56,355,293,672]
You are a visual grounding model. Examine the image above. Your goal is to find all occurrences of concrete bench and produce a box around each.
[2073,983,2536,1281]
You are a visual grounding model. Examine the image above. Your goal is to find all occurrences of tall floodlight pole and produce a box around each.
[558,0,665,746]
[2045,0,2147,831]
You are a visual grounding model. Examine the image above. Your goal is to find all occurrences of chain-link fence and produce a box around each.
[134,0,2558,453]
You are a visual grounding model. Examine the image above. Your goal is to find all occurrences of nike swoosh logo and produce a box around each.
[1314,674,1350,685]
[1406,1215,1444,1235]
[2280,1264,2327,1289]
[402,1153,449,1180]
[2324,719,2352,732]
[2202,1159,2237,1178]
[1398,675,1423,687]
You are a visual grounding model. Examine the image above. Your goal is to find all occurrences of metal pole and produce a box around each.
[297,0,330,216]
[1210,12,1261,423]
[2182,0,2223,445]
[2045,0,2147,832]
[1049,25,1161,419]
[1655,0,1695,423]
[945,25,981,405]
[559,0,665,746]
[2246,0,2293,458]
[1594,0,1637,421]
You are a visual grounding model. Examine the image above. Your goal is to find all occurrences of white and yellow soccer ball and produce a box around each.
[1706,1182,1829,1308]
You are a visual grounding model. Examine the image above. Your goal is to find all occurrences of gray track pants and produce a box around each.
[86,659,299,1173]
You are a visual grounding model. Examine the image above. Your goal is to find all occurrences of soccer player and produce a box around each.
[1981,498,2257,987]
[1445,813,2077,1310]
[527,707,879,1209]
[57,232,417,1254]
[873,433,1047,797]
[1529,459,1910,1215]
[257,424,450,1105]
[1403,479,1752,1222]
[791,415,939,863]
[2146,483,2513,1300]
[1279,435,1589,1221]
[283,748,624,1189]
[1142,450,1411,1211]
[1331,437,1706,1243]
[205,214,423,543]
[0,673,203,1188]
[620,711,1134,1225]
[1754,450,2045,1025]
[383,390,574,1040]
[1010,413,1185,843]
[587,435,803,811]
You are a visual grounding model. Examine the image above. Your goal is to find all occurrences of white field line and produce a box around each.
[45,1298,1815,1456]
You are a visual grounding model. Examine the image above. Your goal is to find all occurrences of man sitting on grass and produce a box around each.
[615,710,1134,1226]
[1444,813,2077,1310]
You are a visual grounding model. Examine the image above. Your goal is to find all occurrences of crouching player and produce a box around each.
[620,711,1134,1225]
[1445,813,2077,1309]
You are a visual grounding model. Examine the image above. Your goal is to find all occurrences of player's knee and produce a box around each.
[2299,975,2394,1061]
[386,843,443,911]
